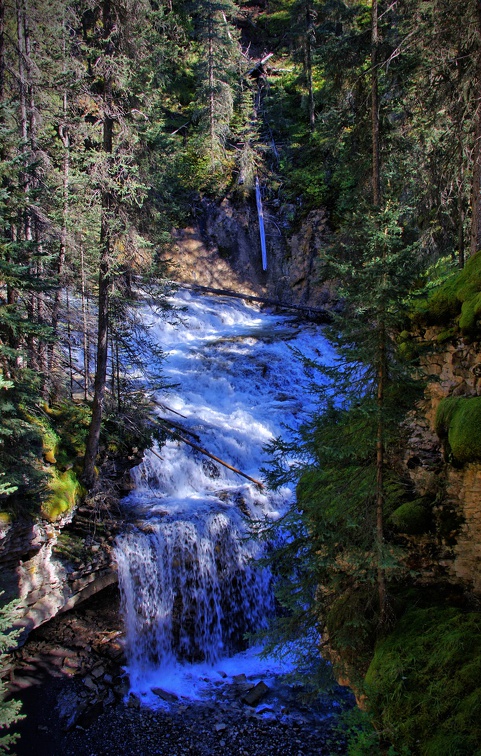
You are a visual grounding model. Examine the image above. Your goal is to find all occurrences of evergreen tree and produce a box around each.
[0,593,23,755]
[265,203,426,678]
[192,0,242,170]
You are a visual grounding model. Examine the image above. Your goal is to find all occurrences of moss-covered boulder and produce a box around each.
[435,395,481,465]
[413,251,481,339]
[42,469,82,521]
[389,500,431,534]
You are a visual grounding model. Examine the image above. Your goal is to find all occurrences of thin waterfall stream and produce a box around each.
[115,290,335,708]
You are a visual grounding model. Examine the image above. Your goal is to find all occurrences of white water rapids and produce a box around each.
[115,290,334,705]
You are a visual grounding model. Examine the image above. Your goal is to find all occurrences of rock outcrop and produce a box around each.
[404,328,481,596]
[164,197,336,312]
[0,507,120,641]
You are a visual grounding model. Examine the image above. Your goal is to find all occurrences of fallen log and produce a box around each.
[151,399,187,419]
[159,418,201,442]
[179,283,330,319]
[160,425,264,489]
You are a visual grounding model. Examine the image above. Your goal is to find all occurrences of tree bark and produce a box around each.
[372,0,386,623]
[376,318,387,624]
[208,6,215,161]
[49,20,71,391]
[16,0,35,368]
[470,99,481,256]
[0,0,5,106]
[304,0,315,131]
[83,0,115,489]
[80,247,90,400]
[371,0,381,207]
[469,1,481,256]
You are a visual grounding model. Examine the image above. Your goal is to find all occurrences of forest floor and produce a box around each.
[8,586,349,756]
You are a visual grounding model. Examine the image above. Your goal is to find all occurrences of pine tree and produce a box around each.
[265,202,426,685]
[0,587,23,756]
[192,0,242,169]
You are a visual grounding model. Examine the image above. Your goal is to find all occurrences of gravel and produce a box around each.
[9,587,349,756]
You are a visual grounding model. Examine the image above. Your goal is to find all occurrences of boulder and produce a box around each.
[241,681,269,706]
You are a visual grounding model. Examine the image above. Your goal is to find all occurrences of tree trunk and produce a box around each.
[372,0,386,623]
[371,0,380,207]
[208,8,215,161]
[81,247,90,401]
[458,173,465,269]
[304,0,315,131]
[470,2,481,257]
[16,0,35,367]
[470,103,481,256]
[83,0,115,489]
[49,22,71,390]
[0,0,5,106]
[376,319,387,624]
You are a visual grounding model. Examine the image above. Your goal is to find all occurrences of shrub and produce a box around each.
[0,595,24,754]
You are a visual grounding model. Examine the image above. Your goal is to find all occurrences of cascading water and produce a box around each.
[115,290,334,703]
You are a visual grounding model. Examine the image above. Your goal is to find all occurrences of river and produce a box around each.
[115,289,336,707]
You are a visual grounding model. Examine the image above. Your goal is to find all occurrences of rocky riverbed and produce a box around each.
[6,586,351,756]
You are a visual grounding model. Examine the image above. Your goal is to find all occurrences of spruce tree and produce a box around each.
[192,0,242,169]
[0,592,23,755]
[264,0,429,672]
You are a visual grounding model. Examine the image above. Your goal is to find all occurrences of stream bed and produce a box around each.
[115,289,336,707]
[11,291,353,755]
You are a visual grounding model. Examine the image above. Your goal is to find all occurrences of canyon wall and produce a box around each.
[405,329,481,595]
[164,198,336,312]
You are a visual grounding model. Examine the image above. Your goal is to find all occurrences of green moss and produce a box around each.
[24,410,60,463]
[414,251,481,337]
[389,501,431,534]
[44,401,90,467]
[435,326,457,344]
[364,605,481,754]
[459,291,481,337]
[435,396,481,464]
[42,469,82,521]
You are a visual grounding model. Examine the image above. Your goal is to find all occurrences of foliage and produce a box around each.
[365,604,481,755]
[0,373,47,511]
[435,396,481,465]
[263,201,428,696]
[0,595,24,755]
[334,706,410,756]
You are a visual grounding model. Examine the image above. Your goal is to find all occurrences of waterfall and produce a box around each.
[115,290,333,703]
[255,176,268,271]
[116,513,272,669]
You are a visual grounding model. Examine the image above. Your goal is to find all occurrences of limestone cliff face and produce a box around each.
[170,199,263,296]
[164,198,336,312]
[405,329,481,596]
[0,510,118,640]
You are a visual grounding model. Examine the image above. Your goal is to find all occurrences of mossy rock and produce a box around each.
[389,500,431,535]
[364,605,481,755]
[414,251,481,338]
[436,326,457,344]
[44,449,57,464]
[435,396,481,465]
[42,469,82,521]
